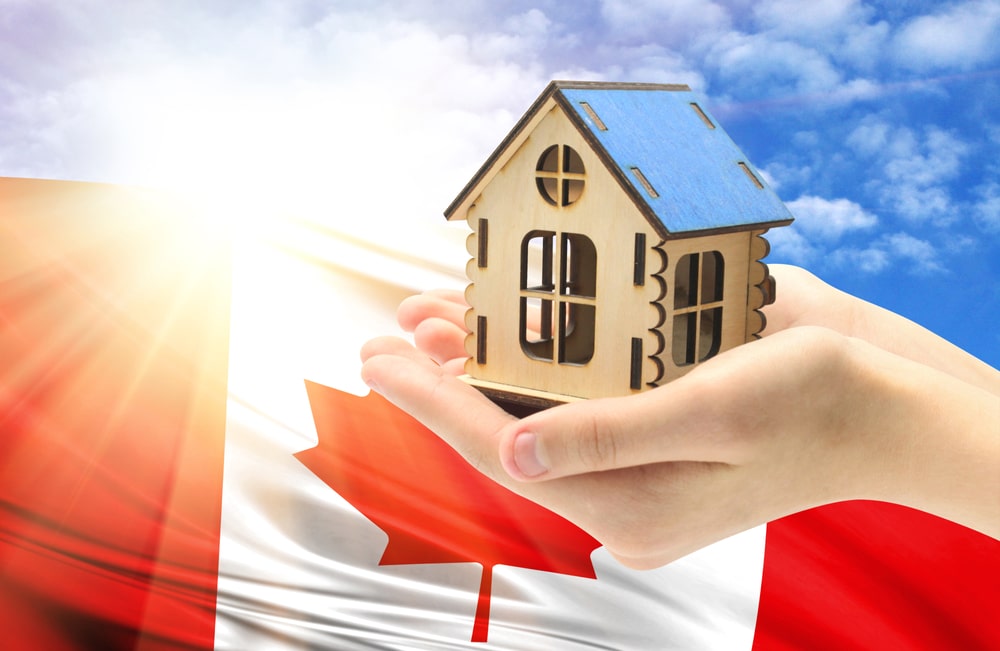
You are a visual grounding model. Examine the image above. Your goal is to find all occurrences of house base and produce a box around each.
[459,376,583,417]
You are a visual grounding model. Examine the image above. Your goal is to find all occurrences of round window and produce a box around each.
[535,145,585,206]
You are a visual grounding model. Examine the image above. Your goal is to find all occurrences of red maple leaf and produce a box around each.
[296,381,601,642]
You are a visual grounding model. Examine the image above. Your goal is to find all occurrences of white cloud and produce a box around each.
[847,123,971,226]
[751,0,889,69]
[877,127,969,224]
[846,118,891,157]
[883,128,967,186]
[700,26,881,109]
[831,232,943,275]
[768,195,881,270]
[705,31,843,95]
[765,224,818,265]
[599,0,732,46]
[597,0,887,109]
[792,131,820,147]
[503,7,552,38]
[881,232,943,273]
[753,0,865,36]
[786,195,878,240]
[838,20,890,69]
[889,186,954,223]
[761,162,814,193]
[825,77,883,103]
[893,0,1000,71]
[830,246,890,273]
[757,167,779,189]
[610,50,706,88]
[770,197,944,275]
[973,182,1000,232]
[988,123,1000,147]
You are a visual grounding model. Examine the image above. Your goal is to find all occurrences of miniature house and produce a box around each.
[444,81,794,409]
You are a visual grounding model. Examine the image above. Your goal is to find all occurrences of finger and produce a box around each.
[397,291,469,333]
[496,366,744,481]
[520,301,543,340]
[413,317,469,365]
[422,288,468,304]
[439,357,469,376]
[360,350,515,480]
[760,265,819,334]
[360,335,437,369]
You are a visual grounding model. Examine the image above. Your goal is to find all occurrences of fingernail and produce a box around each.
[363,375,381,394]
[511,431,548,478]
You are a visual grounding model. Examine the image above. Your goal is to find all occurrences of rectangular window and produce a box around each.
[519,230,597,365]
[672,251,725,366]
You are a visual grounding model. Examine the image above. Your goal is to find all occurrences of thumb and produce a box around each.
[497,382,729,481]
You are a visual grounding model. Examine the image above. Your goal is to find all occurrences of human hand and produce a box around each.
[361,267,1000,568]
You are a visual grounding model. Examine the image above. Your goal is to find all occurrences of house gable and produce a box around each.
[461,102,659,400]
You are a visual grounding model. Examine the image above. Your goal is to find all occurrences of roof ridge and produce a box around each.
[550,80,691,92]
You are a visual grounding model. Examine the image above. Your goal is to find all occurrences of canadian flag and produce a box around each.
[2,177,997,650]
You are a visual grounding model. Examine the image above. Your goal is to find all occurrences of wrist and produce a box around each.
[856,345,1000,538]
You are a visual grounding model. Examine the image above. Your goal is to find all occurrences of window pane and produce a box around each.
[563,146,584,173]
[537,145,559,172]
[674,253,699,308]
[698,307,722,361]
[701,251,724,303]
[520,296,553,361]
[521,231,555,291]
[561,233,597,297]
[536,177,558,205]
[562,146,585,205]
[672,312,697,366]
[562,179,584,205]
[559,302,595,365]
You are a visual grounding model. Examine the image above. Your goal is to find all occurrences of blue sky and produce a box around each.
[2,0,998,365]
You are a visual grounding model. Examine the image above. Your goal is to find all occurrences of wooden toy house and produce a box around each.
[445,81,794,409]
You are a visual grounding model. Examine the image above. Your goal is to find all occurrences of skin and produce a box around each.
[360,265,1000,569]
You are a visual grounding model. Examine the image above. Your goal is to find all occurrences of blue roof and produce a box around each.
[557,85,793,235]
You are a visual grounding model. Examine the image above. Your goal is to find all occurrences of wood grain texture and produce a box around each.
[745,229,773,340]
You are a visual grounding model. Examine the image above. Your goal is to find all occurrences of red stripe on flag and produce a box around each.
[753,500,1000,650]
[0,179,231,650]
